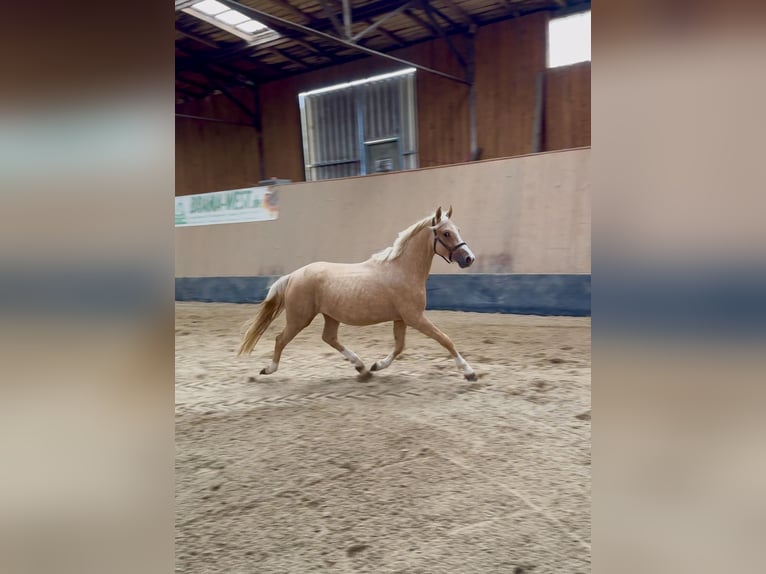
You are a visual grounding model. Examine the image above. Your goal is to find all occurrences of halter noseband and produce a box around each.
[432,219,467,264]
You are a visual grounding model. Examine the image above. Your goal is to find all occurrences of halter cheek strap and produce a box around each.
[432,219,467,264]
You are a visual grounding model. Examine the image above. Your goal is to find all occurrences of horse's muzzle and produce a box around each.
[454,246,475,269]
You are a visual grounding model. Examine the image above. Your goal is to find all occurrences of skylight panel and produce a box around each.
[237,20,268,34]
[215,10,249,26]
[547,10,591,68]
[181,1,278,43]
[191,1,228,16]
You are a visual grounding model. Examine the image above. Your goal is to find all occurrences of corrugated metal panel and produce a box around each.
[300,70,417,181]
[363,77,401,141]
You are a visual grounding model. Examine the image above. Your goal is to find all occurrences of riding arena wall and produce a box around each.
[175,147,590,315]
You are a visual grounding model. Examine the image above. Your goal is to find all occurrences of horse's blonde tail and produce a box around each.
[238,275,290,356]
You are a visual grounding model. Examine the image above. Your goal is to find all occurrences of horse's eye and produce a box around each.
[444,231,451,238]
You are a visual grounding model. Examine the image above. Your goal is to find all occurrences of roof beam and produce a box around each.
[175,25,220,49]
[404,8,439,37]
[229,32,475,86]
[353,2,413,42]
[213,0,470,84]
[180,6,344,65]
[176,46,258,88]
[182,0,411,54]
[317,0,345,37]
[342,0,352,39]
[178,52,278,83]
[176,61,245,92]
[200,69,259,123]
[264,0,342,33]
[289,37,332,58]
[439,0,479,27]
[420,0,467,72]
[175,113,256,127]
[427,2,461,32]
[371,21,406,47]
[176,85,204,99]
[176,73,212,90]
[268,47,309,68]
[269,0,416,35]
[263,0,313,24]
[334,0,410,23]
[499,0,522,19]
[178,67,258,124]
[175,28,286,78]
[178,35,317,73]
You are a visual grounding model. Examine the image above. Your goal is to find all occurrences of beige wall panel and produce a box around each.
[176,148,590,277]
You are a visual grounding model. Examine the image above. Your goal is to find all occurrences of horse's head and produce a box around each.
[431,206,475,269]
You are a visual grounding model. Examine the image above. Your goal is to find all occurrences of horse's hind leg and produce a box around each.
[321,314,372,381]
[370,320,406,372]
[260,311,314,375]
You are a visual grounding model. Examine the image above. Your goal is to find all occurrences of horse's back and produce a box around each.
[287,261,400,325]
[290,261,367,284]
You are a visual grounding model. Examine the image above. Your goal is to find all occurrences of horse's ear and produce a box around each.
[435,206,442,222]
[446,205,453,219]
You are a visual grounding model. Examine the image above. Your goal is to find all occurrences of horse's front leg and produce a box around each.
[405,314,477,381]
[370,320,406,372]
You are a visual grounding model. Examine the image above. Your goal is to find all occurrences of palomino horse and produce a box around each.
[238,206,478,381]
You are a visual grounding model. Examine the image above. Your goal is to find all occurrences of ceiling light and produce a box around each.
[299,68,416,97]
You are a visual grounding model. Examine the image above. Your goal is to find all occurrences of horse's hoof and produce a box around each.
[259,368,267,375]
[370,362,380,372]
[464,372,478,382]
[357,370,373,382]
[355,365,365,373]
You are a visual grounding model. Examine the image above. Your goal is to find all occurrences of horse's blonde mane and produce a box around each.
[372,215,446,262]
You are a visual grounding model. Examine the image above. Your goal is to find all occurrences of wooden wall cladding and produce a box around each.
[176,87,263,196]
[259,37,470,181]
[176,118,262,196]
[258,77,301,183]
[475,12,548,160]
[175,12,591,195]
[543,61,591,151]
[177,85,255,123]
[413,38,470,168]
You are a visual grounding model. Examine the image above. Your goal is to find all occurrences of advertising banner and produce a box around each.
[175,186,279,227]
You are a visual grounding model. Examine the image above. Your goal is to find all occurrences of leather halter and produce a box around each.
[432,219,467,264]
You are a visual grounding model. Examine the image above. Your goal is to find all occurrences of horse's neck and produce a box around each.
[395,229,434,283]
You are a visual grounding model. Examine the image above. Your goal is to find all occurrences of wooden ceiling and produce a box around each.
[175,0,589,103]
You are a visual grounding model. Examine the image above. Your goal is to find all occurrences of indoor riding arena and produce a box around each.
[175,1,591,572]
